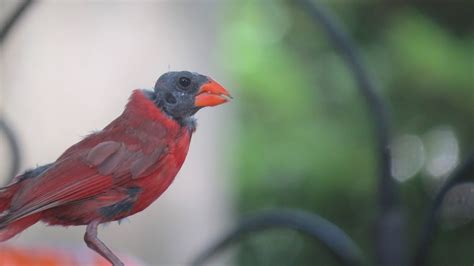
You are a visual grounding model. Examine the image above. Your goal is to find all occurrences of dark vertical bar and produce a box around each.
[0,119,21,180]
[295,1,402,265]
[414,152,474,265]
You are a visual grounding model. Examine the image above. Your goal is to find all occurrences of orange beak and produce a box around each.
[195,79,232,107]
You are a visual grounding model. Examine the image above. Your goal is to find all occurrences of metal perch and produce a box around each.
[192,209,363,266]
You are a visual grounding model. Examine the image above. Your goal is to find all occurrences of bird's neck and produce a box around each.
[177,117,197,133]
[123,90,194,133]
[135,89,196,133]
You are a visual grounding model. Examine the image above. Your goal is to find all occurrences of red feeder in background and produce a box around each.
[0,245,146,266]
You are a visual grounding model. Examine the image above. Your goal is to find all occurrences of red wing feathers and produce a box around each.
[130,145,168,178]
[3,139,167,225]
[86,141,121,167]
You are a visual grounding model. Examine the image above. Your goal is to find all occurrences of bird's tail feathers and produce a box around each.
[0,181,21,213]
[0,182,21,213]
[0,213,41,242]
[0,175,43,241]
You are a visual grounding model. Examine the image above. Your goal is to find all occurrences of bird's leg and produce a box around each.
[84,220,124,266]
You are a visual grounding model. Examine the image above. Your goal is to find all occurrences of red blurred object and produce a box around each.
[0,245,145,266]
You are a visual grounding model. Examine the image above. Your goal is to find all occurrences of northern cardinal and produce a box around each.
[0,71,231,266]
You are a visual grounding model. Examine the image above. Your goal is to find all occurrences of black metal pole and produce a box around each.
[0,119,21,180]
[414,152,474,265]
[296,1,402,265]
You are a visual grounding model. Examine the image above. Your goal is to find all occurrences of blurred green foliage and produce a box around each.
[217,1,473,265]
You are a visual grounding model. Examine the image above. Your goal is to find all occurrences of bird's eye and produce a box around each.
[178,77,191,88]
[165,93,177,104]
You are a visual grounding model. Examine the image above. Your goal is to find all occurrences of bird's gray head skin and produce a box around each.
[154,71,208,119]
[144,71,231,127]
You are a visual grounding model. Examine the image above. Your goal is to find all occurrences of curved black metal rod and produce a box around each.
[0,1,33,182]
[191,209,363,266]
[413,152,474,266]
[0,0,34,44]
[296,1,401,265]
[0,118,21,181]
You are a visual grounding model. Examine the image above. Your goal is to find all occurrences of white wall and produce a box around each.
[0,2,234,264]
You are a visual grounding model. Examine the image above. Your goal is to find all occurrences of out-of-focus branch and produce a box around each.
[0,118,21,181]
[192,209,363,266]
[295,1,401,265]
[414,152,474,266]
[0,1,33,182]
[0,0,34,44]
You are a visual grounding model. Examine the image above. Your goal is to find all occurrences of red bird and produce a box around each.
[0,71,231,265]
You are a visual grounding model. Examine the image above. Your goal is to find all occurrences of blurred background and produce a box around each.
[0,1,473,266]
